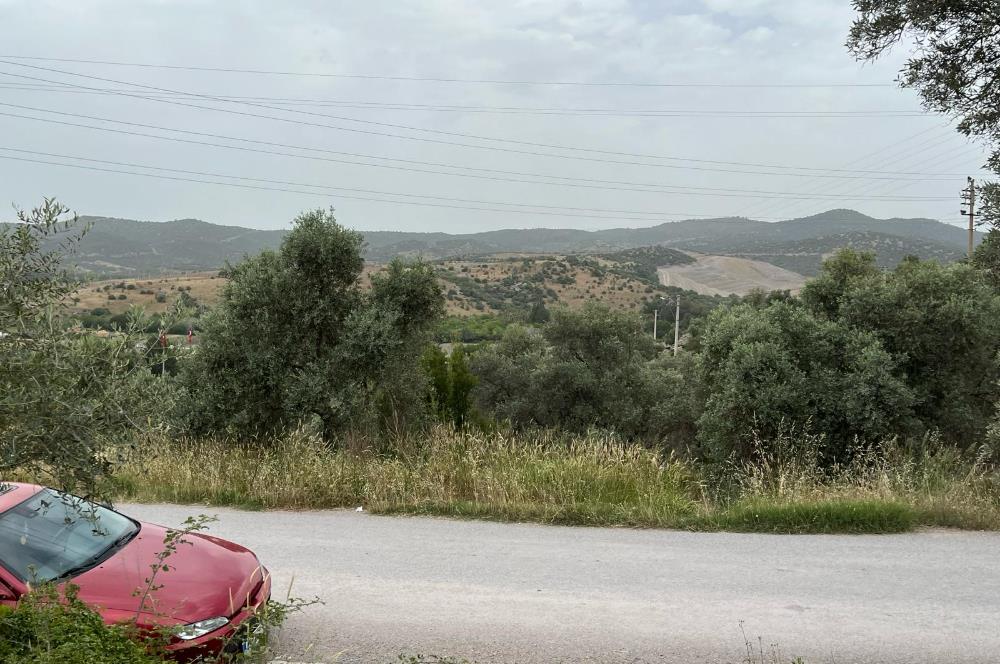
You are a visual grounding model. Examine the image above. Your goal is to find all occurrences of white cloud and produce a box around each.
[0,0,981,231]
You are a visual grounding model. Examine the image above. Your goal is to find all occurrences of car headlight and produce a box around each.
[175,616,229,640]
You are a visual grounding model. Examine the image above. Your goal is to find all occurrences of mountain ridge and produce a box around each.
[41,209,980,277]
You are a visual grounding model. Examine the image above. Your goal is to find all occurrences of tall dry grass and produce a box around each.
[112,426,1000,533]
[705,429,1000,531]
[115,426,699,526]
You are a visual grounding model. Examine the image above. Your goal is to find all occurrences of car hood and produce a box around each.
[71,522,265,624]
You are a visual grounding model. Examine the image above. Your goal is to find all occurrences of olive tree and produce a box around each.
[695,300,914,462]
[0,199,171,495]
[803,249,1000,446]
[471,304,699,443]
[181,208,444,442]
[848,1,1000,226]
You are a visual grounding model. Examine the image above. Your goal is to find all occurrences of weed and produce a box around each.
[112,425,1000,534]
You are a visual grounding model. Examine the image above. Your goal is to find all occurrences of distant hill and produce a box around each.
[43,209,980,277]
[737,230,969,276]
[70,250,705,320]
[63,217,286,276]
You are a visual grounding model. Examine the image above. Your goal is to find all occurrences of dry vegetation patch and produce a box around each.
[112,427,1000,534]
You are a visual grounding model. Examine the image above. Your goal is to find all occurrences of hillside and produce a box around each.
[70,247,708,324]
[42,209,980,278]
[733,230,968,276]
[658,254,807,296]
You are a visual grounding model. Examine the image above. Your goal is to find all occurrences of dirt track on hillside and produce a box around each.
[658,253,806,296]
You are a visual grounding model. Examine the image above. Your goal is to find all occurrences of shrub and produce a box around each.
[1,199,175,495]
[0,584,160,664]
[802,249,1000,446]
[78,314,111,330]
[695,300,913,462]
[166,321,196,336]
[472,305,697,444]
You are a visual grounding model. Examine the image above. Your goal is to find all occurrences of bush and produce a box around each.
[433,314,513,343]
[471,305,698,444]
[695,300,913,462]
[1,199,175,495]
[166,321,196,336]
[78,314,111,330]
[422,344,477,428]
[0,584,160,664]
[802,249,1000,446]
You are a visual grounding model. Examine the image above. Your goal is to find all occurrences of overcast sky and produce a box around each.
[0,0,991,232]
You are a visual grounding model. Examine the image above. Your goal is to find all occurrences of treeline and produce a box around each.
[4,201,1000,497]
[176,208,1000,465]
[469,248,1000,462]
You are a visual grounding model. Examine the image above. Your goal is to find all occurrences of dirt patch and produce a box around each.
[658,254,805,296]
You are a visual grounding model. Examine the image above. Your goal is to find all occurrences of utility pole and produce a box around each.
[962,177,976,258]
[672,294,680,357]
[158,330,168,378]
[653,308,658,340]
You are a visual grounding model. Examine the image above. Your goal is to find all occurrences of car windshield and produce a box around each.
[0,489,138,582]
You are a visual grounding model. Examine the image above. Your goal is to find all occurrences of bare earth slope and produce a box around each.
[126,504,1000,664]
[658,253,807,296]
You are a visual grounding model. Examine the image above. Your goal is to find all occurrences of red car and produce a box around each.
[0,482,271,660]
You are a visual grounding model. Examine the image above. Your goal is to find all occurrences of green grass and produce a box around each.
[696,499,917,534]
[111,426,1000,534]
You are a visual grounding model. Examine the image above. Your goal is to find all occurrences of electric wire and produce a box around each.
[0,63,955,176]
[0,55,898,88]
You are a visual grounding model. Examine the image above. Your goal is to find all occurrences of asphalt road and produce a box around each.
[123,504,1000,664]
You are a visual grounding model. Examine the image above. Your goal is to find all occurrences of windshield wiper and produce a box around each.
[112,526,138,549]
[52,526,138,582]
[52,553,106,582]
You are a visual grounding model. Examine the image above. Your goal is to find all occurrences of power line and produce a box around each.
[759,131,960,220]
[0,82,928,118]
[815,146,988,217]
[750,127,976,220]
[0,107,968,202]
[0,152,776,222]
[0,83,965,182]
[0,64,947,175]
[774,135,985,220]
[5,152,959,226]
[0,146,681,215]
[743,125,952,219]
[0,55,898,88]
[0,147,952,214]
